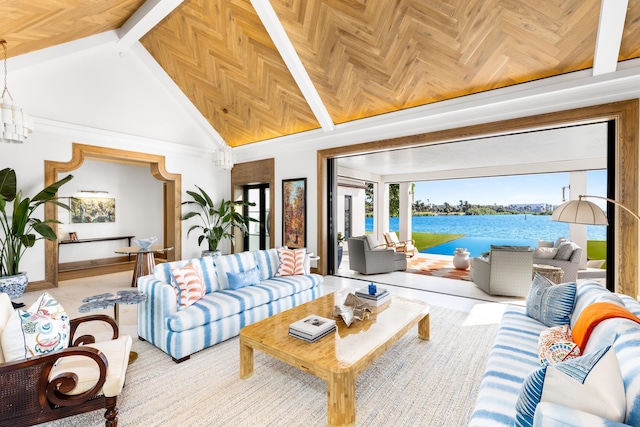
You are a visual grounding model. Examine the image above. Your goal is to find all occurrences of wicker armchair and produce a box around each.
[470,246,534,297]
[0,293,132,427]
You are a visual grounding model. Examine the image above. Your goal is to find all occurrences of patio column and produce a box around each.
[399,182,412,242]
[568,171,588,268]
[377,182,390,243]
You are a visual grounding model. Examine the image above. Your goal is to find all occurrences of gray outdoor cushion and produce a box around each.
[555,241,576,260]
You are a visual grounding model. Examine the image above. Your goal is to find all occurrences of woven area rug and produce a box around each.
[407,255,472,281]
[39,305,498,427]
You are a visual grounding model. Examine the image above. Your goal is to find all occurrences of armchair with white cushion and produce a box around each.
[0,292,132,427]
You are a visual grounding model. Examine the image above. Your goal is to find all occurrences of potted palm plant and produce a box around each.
[337,232,346,268]
[0,168,73,301]
[182,185,257,256]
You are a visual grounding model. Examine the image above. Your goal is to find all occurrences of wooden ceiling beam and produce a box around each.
[251,0,334,132]
[118,0,185,47]
[593,0,629,76]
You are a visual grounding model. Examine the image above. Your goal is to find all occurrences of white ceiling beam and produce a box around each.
[593,0,629,76]
[251,0,334,131]
[117,0,184,48]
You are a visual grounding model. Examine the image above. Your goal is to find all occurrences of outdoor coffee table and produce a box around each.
[239,291,430,427]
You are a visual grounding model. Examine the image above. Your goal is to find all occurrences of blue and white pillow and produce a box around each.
[227,267,261,290]
[526,274,576,327]
[515,346,625,427]
[214,252,257,290]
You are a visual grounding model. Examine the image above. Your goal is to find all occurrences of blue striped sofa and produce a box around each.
[469,281,640,426]
[137,249,322,362]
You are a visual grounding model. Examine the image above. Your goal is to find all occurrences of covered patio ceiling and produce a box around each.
[337,122,608,183]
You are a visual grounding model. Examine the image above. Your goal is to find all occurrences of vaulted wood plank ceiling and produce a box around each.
[2,0,640,147]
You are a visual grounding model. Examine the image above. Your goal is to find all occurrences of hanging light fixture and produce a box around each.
[1,40,33,144]
[214,143,235,170]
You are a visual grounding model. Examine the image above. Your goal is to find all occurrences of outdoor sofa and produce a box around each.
[533,238,583,283]
[469,279,640,426]
[137,248,322,362]
[470,245,534,297]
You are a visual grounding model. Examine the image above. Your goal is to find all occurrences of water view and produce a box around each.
[366,215,607,257]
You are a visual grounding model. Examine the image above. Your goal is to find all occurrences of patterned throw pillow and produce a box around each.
[171,261,206,308]
[526,274,576,327]
[515,346,625,427]
[227,267,261,290]
[538,325,580,366]
[1,292,70,362]
[277,247,306,276]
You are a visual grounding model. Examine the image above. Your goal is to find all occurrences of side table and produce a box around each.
[532,264,564,284]
[79,290,146,364]
[115,245,173,287]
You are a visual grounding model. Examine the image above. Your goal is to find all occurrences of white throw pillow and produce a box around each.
[365,234,380,250]
[533,247,558,259]
[516,346,625,426]
[1,293,70,362]
[537,240,554,248]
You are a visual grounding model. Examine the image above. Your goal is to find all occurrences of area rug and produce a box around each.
[39,305,498,427]
[407,255,472,281]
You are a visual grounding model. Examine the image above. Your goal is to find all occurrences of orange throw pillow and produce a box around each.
[572,302,640,350]
[277,247,306,276]
[171,261,206,308]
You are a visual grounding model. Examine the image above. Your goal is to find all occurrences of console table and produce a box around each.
[59,235,136,261]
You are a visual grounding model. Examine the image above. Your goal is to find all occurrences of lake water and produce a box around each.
[365,214,606,257]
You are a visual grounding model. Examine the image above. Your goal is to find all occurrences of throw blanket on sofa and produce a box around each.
[572,302,640,349]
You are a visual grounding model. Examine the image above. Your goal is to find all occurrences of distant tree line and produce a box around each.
[365,183,552,216]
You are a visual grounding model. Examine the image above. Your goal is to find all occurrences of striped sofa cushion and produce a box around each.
[214,252,257,290]
[570,281,625,329]
[166,273,322,331]
[469,306,546,426]
[254,248,281,280]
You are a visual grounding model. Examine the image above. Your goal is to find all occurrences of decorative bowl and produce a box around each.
[133,237,158,250]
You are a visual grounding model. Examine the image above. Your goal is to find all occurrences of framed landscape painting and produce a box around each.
[70,197,116,223]
[282,178,306,249]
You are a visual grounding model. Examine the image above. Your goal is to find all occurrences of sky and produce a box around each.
[412,170,607,208]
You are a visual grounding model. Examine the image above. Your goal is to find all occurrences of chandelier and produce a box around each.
[214,143,234,170]
[1,40,33,144]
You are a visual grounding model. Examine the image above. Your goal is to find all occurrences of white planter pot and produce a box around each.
[0,272,28,300]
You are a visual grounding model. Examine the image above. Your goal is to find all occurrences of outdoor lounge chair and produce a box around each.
[384,232,417,257]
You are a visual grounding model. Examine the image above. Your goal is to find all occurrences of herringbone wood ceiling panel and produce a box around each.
[140,0,320,147]
[0,0,146,58]
[621,0,640,60]
[271,0,601,125]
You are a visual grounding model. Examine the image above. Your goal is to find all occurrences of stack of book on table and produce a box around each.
[289,315,337,343]
[355,286,391,306]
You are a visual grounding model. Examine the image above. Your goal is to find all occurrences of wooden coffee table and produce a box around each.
[239,291,430,427]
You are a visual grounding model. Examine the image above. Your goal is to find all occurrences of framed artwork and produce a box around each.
[70,197,116,223]
[282,178,306,249]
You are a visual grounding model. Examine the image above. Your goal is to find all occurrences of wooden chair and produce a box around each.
[384,232,417,257]
[0,293,132,427]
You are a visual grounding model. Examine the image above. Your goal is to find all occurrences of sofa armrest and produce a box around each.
[534,402,631,427]
[137,274,178,348]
